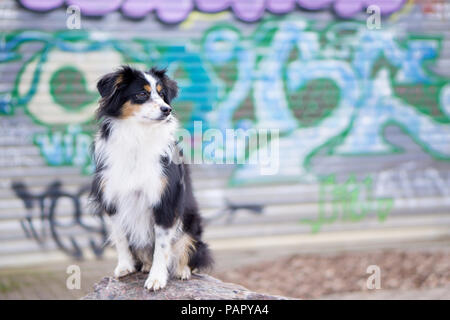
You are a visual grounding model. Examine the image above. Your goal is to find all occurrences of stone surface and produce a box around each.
[82,272,293,300]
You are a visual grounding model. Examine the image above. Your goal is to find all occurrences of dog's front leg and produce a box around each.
[145,225,176,291]
[110,219,136,278]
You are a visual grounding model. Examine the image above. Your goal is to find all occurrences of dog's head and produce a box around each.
[96,65,178,123]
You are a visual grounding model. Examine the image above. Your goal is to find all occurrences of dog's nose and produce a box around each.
[160,106,172,115]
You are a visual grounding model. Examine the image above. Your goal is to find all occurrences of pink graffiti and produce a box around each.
[19,0,406,23]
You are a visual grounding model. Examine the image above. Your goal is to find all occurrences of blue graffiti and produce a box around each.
[227,20,450,183]
[1,18,450,182]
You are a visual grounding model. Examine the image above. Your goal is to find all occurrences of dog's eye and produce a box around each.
[135,92,148,100]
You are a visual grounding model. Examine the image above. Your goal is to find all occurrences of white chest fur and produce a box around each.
[95,118,177,247]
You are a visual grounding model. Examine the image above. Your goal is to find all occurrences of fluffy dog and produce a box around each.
[90,66,212,290]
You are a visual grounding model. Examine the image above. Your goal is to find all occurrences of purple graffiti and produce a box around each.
[20,0,64,11]
[331,0,406,18]
[266,0,297,14]
[19,0,406,23]
[67,0,122,16]
[121,0,194,22]
[297,0,406,17]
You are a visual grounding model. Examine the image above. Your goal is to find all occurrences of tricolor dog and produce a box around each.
[90,66,213,291]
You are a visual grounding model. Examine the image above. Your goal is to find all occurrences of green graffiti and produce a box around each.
[50,66,97,112]
[301,174,394,233]
[394,84,450,123]
[287,78,340,128]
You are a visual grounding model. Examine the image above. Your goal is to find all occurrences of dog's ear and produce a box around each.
[96,66,133,119]
[97,65,136,98]
[150,67,179,104]
[97,72,118,98]
[96,70,122,120]
[163,76,178,104]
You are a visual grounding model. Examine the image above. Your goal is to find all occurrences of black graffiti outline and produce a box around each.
[205,198,264,224]
[11,181,107,259]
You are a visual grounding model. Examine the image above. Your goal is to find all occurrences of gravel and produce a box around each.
[214,249,450,299]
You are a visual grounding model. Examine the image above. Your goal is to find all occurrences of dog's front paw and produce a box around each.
[114,260,136,279]
[176,266,191,280]
[144,269,168,291]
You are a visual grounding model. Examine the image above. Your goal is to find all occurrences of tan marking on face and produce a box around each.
[144,84,151,93]
[120,101,142,119]
[156,84,162,93]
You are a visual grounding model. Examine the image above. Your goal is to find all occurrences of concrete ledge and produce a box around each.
[82,272,293,300]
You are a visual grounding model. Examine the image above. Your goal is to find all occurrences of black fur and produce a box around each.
[154,153,213,271]
[89,149,117,216]
[179,165,214,270]
[149,67,178,104]
[99,121,112,140]
[152,157,184,228]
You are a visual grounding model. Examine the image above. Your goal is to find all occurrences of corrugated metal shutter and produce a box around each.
[0,0,450,267]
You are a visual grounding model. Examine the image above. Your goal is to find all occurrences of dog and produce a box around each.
[90,65,213,291]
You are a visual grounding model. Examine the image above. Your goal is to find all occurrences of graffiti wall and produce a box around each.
[1,0,450,266]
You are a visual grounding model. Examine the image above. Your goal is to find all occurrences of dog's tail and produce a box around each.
[189,240,214,272]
